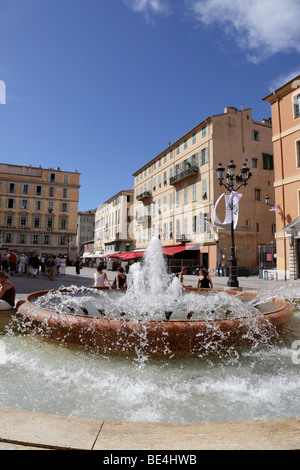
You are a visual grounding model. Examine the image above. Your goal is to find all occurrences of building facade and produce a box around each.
[0,164,80,261]
[132,107,275,273]
[94,190,134,256]
[263,74,300,279]
[76,210,95,256]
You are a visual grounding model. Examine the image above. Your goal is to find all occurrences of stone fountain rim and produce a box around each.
[16,286,292,324]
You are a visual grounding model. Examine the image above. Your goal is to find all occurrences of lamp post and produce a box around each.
[216,160,252,288]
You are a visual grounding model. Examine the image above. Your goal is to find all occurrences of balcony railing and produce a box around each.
[136,215,151,224]
[175,234,191,243]
[170,166,199,185]
[136,191,152,202]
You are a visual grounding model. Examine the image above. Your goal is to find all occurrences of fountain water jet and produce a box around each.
[16,237,293,357]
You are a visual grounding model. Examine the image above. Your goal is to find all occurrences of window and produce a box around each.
[35,200,42,211]
[184,140,187,149]
[49,187,55,197]
[163,171,167,185]
[192,133,197,144]
[176,145,180,155]
[7,198,15,209]
[33,217,41,228]
[252,158,258,168]
[36,185,42,196]
[294,93,300,119]
[44,235,51,245]
[5,215,13,226]
[32,235,40,245]
[21,200,28,210]
[47,218,54,229]
[19,234,26,244]
[8,183,15,194]
[192,183,197,202]
[62,188,68,198]
[256,222,261,233]
[297,141,300,168]
[19,216,27,227]
[252,130,260,141]
[50,173,56,182]
[61,202,68,212]
[176,190,180,207]
[22,184,29,194]
[63,174,69,184]
[202,126,206,137]
[184,187,188,205]
[262,153,274,170]
[254,188,261,201]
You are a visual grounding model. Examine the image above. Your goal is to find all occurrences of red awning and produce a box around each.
[163,245,197,256]
[102,253,121,258]
[119,251,144,259]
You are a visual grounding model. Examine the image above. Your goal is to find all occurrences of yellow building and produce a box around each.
[263,74,300,279]
[0,163,80,261]
[133,106,275,274]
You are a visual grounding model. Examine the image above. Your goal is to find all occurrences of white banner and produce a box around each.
[213,191,243,229]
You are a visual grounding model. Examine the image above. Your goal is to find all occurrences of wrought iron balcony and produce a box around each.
[136,191,152,202]
[175,234,191,243]
[170,166,199,185]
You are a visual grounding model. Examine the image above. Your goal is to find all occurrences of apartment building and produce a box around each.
[0,163,80,260]
[132,107,275,273]
[263,74,300,279]
[94,190,134,256]
[76,210,95,256]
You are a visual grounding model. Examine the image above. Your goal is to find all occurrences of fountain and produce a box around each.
[1,237,300,424]
[16,237,293,357]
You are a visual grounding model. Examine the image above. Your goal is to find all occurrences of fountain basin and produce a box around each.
[16,287,294,357]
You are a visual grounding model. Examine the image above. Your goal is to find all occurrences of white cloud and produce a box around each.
[124,0,171,21]
[185,0,300,62]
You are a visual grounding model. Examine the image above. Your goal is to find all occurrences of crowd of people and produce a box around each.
[0,252,67,280]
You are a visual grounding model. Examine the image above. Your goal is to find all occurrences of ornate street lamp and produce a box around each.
[216,160,252,288]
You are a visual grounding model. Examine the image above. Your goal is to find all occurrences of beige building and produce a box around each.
[133,107,275,274]
[0,163,80,261]
[263,74,300,279]
[94,190,134,257]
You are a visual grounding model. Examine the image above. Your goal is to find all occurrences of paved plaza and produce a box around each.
[1,268,299,450]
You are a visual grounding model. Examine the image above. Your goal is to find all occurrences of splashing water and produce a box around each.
[1,236,299,423]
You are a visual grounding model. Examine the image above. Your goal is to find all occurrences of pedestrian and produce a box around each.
[60,256,66,275]
[49,255,57,280]
[112,266,127,289]
[2,253,8,272]
[9,251,17,275]
[18,253,27,276]
[197,269,213,289]
[93,264,111,288]
[0,271,16,310]
[75,257,81,275]
[30,253,40,278]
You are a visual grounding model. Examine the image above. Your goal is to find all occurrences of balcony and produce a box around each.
[136,191,152,202]
[136,215,151,224]
[175,234,191,243]
[170,166,199,185]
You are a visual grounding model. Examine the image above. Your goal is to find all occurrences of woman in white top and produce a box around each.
[94,264,111,288]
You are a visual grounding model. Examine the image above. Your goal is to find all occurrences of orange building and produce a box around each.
[263,74,300,279]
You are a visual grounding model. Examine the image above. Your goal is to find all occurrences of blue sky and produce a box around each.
[0,0,300,211]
